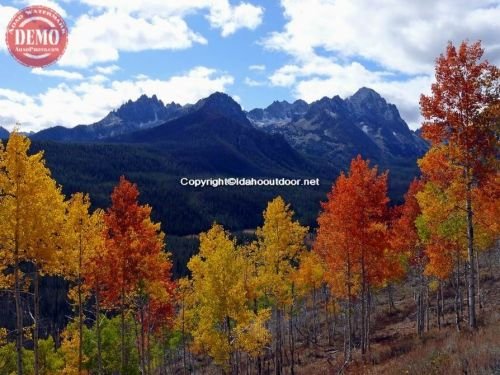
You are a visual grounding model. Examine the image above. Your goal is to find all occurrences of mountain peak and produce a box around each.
[307,95,345,115]
[195,92,249,125]
[31,94,184,142]
[347,87,399,120]
[136,93,162,104]
[247,98,310,125]
[350,87,383,102]
[115,94,175,124]
[118,94,164,111]
[200,92,240,107]
[292,99,308,107]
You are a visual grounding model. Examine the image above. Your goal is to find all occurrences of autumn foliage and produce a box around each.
[95,176,175,372]
[419,40,499,329]
[0,40,498,375]
[314,155,393,356]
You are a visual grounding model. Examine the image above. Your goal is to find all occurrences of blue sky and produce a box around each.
[0,0,499,132]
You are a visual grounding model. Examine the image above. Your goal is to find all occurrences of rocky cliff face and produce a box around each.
[247,87,427,168]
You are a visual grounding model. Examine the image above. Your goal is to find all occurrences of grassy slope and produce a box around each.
[295,251,500,375]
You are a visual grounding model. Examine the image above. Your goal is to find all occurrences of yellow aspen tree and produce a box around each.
[59,323,84,375]
[255,196,308,375]
[27,171,66,375]
[416,146,472,330]
[0,132,65,375]
[186,224,270,372]
[175,277,194,374]
[0,139,11,290]
[62,193,104,375]
[293,251,326,345]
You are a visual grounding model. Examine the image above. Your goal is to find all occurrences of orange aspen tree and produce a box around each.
[314,155,389,359]
[97,176,175,373]
[420,40,499,328]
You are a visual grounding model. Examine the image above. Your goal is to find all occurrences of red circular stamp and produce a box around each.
[5,5,68,68]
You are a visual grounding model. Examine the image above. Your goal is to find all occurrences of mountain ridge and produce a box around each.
[27,89,426,156]
[112,92,314,177]
[18,88,428,237]
[22,88,427,198]
[31,95,185,142]
[247,87,427,168]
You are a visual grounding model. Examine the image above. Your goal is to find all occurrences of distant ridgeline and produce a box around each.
[0,126,10,139]
[22,88,427,236]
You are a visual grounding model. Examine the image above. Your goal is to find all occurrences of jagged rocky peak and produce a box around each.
[266,99,309,119]
[197,92,241,110]
[347,87,401,122]
[119,94,164,110]
[114,94,173,124]
[254,87,428,164]
[291,99,309,113]
[266,100,292,119]
[30,94,185,142]
[350,87,383,101]
[247,98,310,125]
[247,107,265,121]
[307,95,345,114]
[195,92,249,124]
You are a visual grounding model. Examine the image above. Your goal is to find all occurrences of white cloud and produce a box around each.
[95,65,120,75]
[207,2,263,37]
[244,77,266,87]
[54,1,263,68]
[31,68,84,80]
[0,5,17,51]
[0,66,234,132]
[134,74,150,80]
[264,0,500,74]
[0,88,34,106]
[249,64,266,71]
[263,0,500,129]
[78,0,264,35]
[88,74,109,84]
[2,1,264,71]
[59,11,207,68]
[21,0,68,18]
